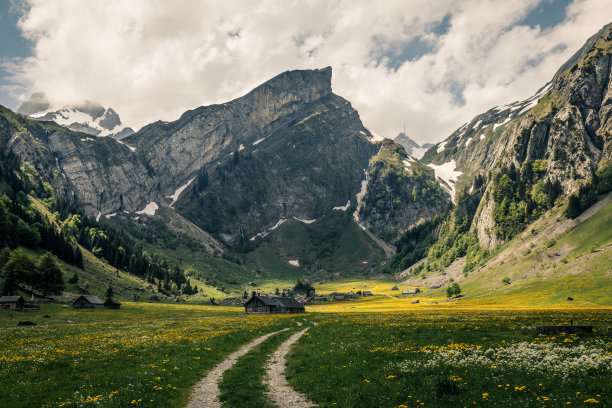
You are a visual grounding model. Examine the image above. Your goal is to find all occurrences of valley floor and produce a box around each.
[0,302,610,407]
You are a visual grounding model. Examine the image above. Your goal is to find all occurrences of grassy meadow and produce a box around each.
[1,300,610,407]
[0,303,292,408]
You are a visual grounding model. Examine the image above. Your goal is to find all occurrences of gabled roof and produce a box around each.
[74,295,104,305]
[244,295,278,306]
[0,296,23,302]
[272,297,304,309]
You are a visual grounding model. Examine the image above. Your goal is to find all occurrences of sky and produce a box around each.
[0,0,611,144]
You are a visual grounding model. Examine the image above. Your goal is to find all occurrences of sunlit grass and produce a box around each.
[0,303,292,408]
[288,310,612,407]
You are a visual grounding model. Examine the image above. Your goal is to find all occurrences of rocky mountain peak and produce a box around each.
[247,66,333,104]
[16,93,134,139]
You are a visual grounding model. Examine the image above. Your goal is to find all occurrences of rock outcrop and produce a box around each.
[422,22,612,249]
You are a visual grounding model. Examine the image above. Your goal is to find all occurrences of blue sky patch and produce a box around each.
[518,0,572,31]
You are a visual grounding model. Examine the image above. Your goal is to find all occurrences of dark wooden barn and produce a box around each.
[244,295,305,314]
[72,295,105,309]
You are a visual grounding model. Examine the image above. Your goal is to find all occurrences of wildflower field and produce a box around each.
[288,309,612,407]
[0,303,292,408]
[1,303,610,407]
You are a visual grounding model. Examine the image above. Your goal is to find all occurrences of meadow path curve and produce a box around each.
[186,328,289,408]
[264,327,317,408]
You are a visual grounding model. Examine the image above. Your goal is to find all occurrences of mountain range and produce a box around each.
[1,22,611,300]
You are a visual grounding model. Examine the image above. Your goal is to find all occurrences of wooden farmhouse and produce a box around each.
[0,296,25,310]
[244,295,305,314]
[72,295,105,309]
[402,289,420,295]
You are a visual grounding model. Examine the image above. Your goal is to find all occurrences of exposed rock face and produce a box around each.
[357,140,450,243]
[3,67,446,248]
[5,115,158,215]
[423,22,612,249]
[17,94,134,139]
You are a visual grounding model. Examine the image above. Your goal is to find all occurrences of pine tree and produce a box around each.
[105,285,114,303]
[38,252,65,296]
[567,194,581,219]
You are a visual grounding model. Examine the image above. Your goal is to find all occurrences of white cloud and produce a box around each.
[6,0,612,144]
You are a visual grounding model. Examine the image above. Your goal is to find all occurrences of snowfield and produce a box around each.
[427,160,462,202]
[167,177,196,206]
[136,202,159,216]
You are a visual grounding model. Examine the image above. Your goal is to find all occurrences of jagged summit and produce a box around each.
[245,66,333,104]
[17,93,134,139]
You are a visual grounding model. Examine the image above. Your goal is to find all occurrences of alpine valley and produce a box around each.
[1,22,611,308]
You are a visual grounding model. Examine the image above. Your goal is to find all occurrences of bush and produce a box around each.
[446,282,461,298]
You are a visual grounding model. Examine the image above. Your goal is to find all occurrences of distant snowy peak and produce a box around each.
[393,132,429,159]
[17,94,134,139]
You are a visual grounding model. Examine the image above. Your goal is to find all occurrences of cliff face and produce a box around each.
[422,22,612,249]
[3,68,445,248]
[356,140,451,243]
[4,110,158,216]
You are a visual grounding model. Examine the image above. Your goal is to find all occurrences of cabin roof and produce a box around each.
[75,295,104,305]
[0,296,23,302]
[273,297,304,309]
[244,295,277,306]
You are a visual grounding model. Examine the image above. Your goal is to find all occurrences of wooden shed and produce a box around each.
[244,295,305,314]
[72,295,105,309]
[0,296,24,310]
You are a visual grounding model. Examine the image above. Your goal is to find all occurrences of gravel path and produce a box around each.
[186,328,289,408]
[264,327,317,408]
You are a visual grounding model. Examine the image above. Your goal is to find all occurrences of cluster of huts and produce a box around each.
[0,294,122,311]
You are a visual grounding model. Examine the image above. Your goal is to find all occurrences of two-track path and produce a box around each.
[186,328,289,408]
[263,326,317,407]
[186,320,317,407]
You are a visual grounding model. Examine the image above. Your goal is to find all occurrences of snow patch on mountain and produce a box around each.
[136,202,158,216]
[17,96,134,139]
[288,260,300,267]
[353,172,369,224]
[493,117,512,130]
[333,200,351,211]
[366,128,386,143]
[436,141,447,153]
[427,160,462,203]
[249,218,287,241]
[294,217,316,224]
[167,177,196,206]
[117,140,136,152]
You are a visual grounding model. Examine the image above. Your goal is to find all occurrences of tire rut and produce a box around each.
[264,327,317,408]
[186,328,289,408]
